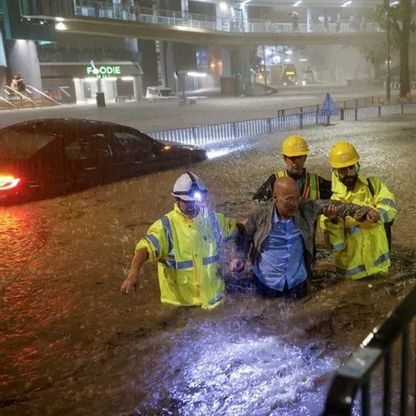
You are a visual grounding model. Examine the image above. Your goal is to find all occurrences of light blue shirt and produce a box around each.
[253,210,307,291]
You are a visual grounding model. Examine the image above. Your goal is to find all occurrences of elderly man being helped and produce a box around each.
[232,176,374,299]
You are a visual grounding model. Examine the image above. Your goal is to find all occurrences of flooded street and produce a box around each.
[1,113,416,415]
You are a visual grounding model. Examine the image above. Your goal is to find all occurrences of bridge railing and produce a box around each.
[72,1,382,34]
[322,284,416,415]
[146,99,415,147]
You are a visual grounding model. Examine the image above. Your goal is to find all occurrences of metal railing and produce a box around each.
[322,284,416,415]
[146,98,415,146]
[25,85,61,106]
[72,1,382,34]
[4,86,36,107]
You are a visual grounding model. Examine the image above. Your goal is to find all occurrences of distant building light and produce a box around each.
[389,0,399,5]
[284,58,291,63]
[219,2,228,12]
[293,0,302,6]
[121,76,135,81]
[55,22,67,31]
[56,17,65,22]
[286,50,293,55]
[341,1,352,7]
[299,58,308,62]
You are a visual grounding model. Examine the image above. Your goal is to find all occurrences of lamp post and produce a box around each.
[384,0,391,102]
[232,7,246,95]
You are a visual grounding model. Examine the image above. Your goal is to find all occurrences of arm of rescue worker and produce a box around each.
[252,174,276,202]
[367,177,397,224]
[120,219,167,294]
[312,199,373,221]
[120,248,149,294]
[215,212,238,243]
[318,176,332,200]
[318,198,373,253]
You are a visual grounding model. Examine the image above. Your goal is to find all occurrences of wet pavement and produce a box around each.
[1,109,416,415]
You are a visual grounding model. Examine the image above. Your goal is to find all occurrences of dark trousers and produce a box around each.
[253,275,308,300]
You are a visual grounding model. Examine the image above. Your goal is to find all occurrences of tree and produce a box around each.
[373,0,414,98]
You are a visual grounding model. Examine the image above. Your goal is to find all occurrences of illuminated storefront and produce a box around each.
[40,61,142,104]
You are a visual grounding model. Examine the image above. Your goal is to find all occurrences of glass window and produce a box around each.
[113,130,153,151]
[0,128,55,159]
[65,138,95,160]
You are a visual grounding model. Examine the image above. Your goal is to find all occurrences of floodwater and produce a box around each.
[1,114,416,416]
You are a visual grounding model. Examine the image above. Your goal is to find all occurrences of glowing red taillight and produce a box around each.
[0,175,21,190]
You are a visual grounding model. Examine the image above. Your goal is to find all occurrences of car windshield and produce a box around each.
[0,128,55,159]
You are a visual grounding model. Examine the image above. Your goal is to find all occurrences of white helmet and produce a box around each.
[172,171,208,202]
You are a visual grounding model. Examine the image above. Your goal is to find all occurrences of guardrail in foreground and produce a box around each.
[322,284,416,415]
[146,101,415,146]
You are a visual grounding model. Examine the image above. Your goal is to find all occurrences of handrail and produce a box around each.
[322,284,416,415]
[4,86,36,106]
[26,84,61,105]
[0,96,15,108]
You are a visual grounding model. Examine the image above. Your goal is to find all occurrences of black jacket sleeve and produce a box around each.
[252,174,276,202]
[318,176,332,199]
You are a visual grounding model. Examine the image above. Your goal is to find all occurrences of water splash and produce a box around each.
[137,321,339,415]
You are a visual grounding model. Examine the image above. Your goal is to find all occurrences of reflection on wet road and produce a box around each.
[1,114,416,415]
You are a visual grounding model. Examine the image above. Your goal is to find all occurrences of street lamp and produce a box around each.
[384,0,391,102]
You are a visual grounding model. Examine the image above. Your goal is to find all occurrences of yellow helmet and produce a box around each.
[329,141,360,168]
[281,135,309,157]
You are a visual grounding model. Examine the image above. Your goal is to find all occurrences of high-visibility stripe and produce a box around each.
[346,225,361,236]
[208,291,224,305]
[374,252,390,266]
[378,208,390,223]
[336,264,366,276]
[145,235,160,257]
[209,212,222,247]
[161,215,175,267]
[176,260,194,269]
[203,254,219,265]
[380,198,396,208]
[308,173,319,200]
[223,232,237,243]
[332,242,345,251]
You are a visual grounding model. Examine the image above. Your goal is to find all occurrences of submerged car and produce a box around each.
[0,118,206,204]
[145,86,180,101]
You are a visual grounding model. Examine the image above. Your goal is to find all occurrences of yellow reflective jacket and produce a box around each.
[136,204,237,308]
[320,173,397,280]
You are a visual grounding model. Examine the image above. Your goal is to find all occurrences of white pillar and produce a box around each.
[307,8,312,33]
[181,0,189,20]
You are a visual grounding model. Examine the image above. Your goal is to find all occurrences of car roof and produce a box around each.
[0,118,144,132]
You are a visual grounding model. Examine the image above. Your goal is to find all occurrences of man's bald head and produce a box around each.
[273,177,301,219]
[273,176,300,198]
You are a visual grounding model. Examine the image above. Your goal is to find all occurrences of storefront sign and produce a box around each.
[86,60,121,78]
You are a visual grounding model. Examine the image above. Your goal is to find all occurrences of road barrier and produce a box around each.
[322,284,416,415]
[147,99,416,146]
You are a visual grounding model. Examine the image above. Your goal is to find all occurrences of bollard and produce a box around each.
[96,92,106,107]
[340,108,344,121]
[355,107,358,121]
[378,105,381,117]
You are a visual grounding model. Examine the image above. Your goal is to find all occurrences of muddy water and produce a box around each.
[1,115,416,416]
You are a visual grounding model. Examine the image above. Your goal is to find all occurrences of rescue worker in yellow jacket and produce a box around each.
[120,172,238,308]
[253,135,332,202]
[320,141,397,279]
